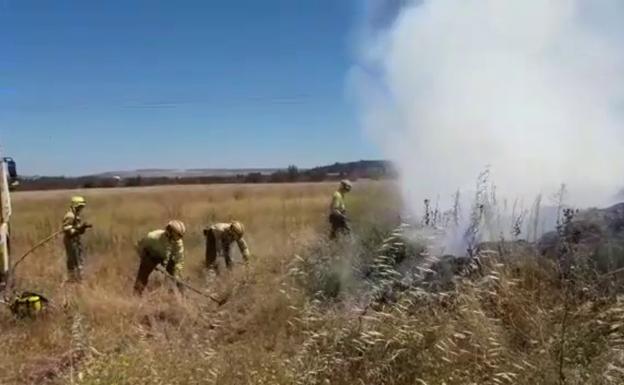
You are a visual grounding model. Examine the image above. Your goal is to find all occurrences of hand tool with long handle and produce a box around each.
[156,266,229,306]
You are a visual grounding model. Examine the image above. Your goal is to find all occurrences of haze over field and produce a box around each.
[354,0,624,211]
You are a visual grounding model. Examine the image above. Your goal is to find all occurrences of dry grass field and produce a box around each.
[0,181,400,385]
[2,181,624,385]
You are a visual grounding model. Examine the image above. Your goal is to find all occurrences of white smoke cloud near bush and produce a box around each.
[352,0,624,213]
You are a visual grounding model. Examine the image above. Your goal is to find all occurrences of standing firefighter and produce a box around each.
[329,180,352,239]
[203,221,250,274]
[134,220,186,294]
[62,196,92,282]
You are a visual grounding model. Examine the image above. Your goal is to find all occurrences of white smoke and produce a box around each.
[353,0,624,215]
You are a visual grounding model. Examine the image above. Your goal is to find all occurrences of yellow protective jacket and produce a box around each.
[209,223,250,259]
[138,229,185,272]
[62,210,84,239]
[330,191,346,216]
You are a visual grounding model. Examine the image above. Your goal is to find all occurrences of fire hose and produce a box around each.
[2,229,66,291]
[11,224,92,274]
[0,228,65,313]
[11,229,64,272]
[4,229,229,306]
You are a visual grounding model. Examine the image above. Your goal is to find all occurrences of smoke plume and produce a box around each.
[353,0,624,213]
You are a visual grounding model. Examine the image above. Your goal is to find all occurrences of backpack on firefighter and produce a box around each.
[3,291,49,318]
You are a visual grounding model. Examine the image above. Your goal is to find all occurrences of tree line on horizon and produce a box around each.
[17,161,397,191]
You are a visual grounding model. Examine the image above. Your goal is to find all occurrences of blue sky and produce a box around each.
[0,0,380,176]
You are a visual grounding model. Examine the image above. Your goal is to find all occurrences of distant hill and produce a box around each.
[93,168,279,179]
[89,160,395,179]
[17,160,396,191]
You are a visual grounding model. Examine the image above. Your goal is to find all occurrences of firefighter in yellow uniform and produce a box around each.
[329,180,352,239]
[62,196,92,282]
[134,220,186,294]
[203,221,250,273]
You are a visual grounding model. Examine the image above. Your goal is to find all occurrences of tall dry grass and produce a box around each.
[3,181,624,385]
[287,233,624,385]
[0,181,399,385]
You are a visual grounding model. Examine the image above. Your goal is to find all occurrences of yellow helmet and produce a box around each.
[340,179,352,191]
[166,220,186,238]
[230,221,245,237]
[71,196,86,208]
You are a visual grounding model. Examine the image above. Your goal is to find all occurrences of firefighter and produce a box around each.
[133,220,186,295]
[203,221,250,274]
[329,180,352,239]
[62,196,92,282]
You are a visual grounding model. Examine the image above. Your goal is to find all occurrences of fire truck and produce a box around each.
[0,155,18,288]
